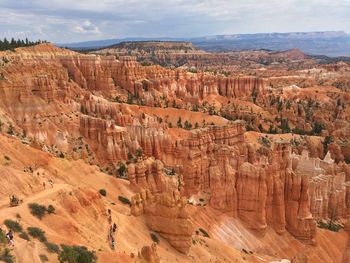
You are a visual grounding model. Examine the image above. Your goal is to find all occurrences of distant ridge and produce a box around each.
[57,31,350,57]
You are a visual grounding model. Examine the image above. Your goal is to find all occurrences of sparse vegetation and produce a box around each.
[118,195,131,206]
[19,231,30,241]
[45,241,60,253]
[323,136,332,155]
[58,245,96,263]
[258,136,271,148]
[0,38,46,51]
[117,162,128,178]
[317,220,343,232]
[99,189,107,197]
[4,219,22,232]
[198,228,210,238]
[0,229,7,244]
[28,203,47,219]
[7,123,14,135]
[150,232,160,244]
[47,205,55,214]
[27,227,47,242]
[0,248,14,263]
[39,254,49,262]
[136,148,143,158]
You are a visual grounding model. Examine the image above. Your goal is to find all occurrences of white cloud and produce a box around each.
[0,0,349,42]
[73,20,100,34]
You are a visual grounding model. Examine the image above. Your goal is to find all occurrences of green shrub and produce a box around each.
[98,189,107,197]
[135,148,143,158]
[117,162,127,177]
[4,219,22,232]
[28,203,47,219]
[58,245,96,263]
[0,248,14,263]
[199,228,210,238]
[118,196,131,206]
[317,221,343,232]
[45,241,60,253]
[0,229,7,244]
[39,254,49,262]
[150,232,159,244]
[47,205,55,214]
[19,231,30,241]
[27,227,47,242]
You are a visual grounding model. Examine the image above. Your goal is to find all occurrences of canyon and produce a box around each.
[0,43,349,262]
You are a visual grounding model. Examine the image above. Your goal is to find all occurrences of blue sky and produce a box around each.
[0,0,349,43]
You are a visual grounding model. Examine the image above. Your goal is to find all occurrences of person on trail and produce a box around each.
[111,236,115,250]
[6,230,14,247]
[48,179,54,188]
[109,225,113,237]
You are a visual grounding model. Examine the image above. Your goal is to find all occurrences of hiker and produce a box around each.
[6,230,14,247]
[48,179,54,188]
[109,225,114,237]
[111,236,115,250]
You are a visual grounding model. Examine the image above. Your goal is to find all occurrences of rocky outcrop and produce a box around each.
[131,190,194,254]
[134,243,160,263]
[128,158,178,193]
[1,43,349,252]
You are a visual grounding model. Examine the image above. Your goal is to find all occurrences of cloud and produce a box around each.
[0,0,349,43]
[73,20,100,34]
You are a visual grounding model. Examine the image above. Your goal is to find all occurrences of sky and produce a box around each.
[0,0,349,43]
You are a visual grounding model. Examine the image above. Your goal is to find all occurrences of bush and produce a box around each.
[99,189,107,197]
[150,232,159,244]
[118,196,131,206]
[0,248,14,263]
[199,228,210,238]
[28,203,47,219]
[117,162,127,177]
[4,219,22,232]
[47,205,55,214]
[27,227,47,242]
[135,148,143,158]
[317,221,343,232]
[58,245,96,263]
[39,254,49,262]
[0,229,7,244]
[45,241,60,253]
[19,231,30,241]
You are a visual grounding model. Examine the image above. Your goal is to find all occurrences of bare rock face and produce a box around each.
[291,252,308,263]
[131,190,194,254]
[236,162,267,233]
[1,44,350,254]
[128,158,177,194]
[343,219,350,263]
[135,243,160,263]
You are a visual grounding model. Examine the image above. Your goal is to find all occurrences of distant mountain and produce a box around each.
[57,37,185,50]
[57,31,350,57]
[192,31,350,57]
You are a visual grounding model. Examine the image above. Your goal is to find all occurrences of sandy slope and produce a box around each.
[0,133,346,262]
[0,134,267,262]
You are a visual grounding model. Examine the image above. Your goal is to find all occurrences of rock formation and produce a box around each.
[134,243,160,263]
[131,190,194,254]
